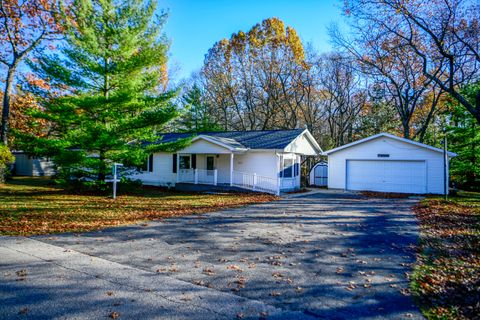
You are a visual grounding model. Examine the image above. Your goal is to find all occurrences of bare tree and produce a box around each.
[343,0,480,124]
[330,23,444,139]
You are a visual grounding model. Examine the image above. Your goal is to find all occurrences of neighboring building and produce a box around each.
[131,129,322,195]
[12,152,56,177]
[325,133,457,195]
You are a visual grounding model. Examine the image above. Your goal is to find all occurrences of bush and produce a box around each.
[58,176,143,195]
[0,145,15,183]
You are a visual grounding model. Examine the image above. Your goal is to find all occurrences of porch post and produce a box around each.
[253,173,257,191]
[214,169,217,186]
[276,153,281,196]
[194,169,198,184]
[229,153,234,186]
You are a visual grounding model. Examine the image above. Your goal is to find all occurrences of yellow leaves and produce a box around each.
[206,17,307,72]
[0,177,277,236]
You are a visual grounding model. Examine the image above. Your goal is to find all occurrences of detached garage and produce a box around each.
[325,133,456,195]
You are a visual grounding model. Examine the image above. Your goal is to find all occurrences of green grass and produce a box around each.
[411,191,480,319]
[0,177,276,236]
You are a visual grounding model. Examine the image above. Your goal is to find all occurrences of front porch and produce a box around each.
[175,151,283,195]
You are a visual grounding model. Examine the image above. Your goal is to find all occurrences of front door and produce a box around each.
[206,156,215,174]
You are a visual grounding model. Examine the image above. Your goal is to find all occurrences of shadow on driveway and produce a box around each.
[3,191,423,319]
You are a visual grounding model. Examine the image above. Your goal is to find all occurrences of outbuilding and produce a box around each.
[12,151,56,177]
[325,133,456,195]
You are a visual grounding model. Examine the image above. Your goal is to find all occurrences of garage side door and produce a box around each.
[346,160,426,194]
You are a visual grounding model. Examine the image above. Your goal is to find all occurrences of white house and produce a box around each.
[325,133,456,195]
[132,129,322,195]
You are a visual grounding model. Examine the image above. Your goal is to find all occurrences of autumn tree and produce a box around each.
[0,90,48,148]
[25,0,178,184]
[0,0,64,145]
[343,0,480,124]
[201,18,308,131]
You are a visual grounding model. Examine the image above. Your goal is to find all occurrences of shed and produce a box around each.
[324,133,456,195]
[309,162,328,187]
[13,152,56,177]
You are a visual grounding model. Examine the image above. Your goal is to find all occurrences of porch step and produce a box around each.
[174,183,254,194]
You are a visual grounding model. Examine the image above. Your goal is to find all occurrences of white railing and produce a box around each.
[197,169,217,185]
[281,177,296,190]
[232,170,279,195]
[178,169,195,183]
[177,169,217,185]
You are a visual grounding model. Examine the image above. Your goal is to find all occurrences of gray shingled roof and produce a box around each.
[152,129,306,150]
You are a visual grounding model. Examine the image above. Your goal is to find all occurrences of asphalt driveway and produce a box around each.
[0,191,422,319]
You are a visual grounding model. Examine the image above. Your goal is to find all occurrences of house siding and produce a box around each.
[328,136,447,194]
[14,154,55,177]
[234,151,278,178]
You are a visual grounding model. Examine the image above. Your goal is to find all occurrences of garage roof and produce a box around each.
[324,133,457,157]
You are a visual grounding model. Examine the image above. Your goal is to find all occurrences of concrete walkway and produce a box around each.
[0,192,423,319]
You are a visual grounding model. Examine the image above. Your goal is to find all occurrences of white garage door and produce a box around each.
[346,160,427,194]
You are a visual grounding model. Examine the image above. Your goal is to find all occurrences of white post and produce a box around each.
[214,169,217,186]
[276,153,282,196]
[194,169,198,184]
[253,173,257,191]
[112,163,123,199]
[113,169,117,199]
[229,153,234,186]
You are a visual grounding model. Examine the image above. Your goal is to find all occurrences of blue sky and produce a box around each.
[160,0,344,80]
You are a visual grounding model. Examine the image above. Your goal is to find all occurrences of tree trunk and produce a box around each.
[98,150,106,182]
[402,120,410,139]
[1,66,16,145]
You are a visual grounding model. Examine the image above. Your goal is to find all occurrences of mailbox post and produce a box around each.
[111,163,123,199]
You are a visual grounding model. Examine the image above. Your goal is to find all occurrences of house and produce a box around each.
[325,133,457,195]
[12,151,55,177]
[131,129,322,195]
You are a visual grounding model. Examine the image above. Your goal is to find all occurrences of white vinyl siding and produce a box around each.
[328,136,447,194]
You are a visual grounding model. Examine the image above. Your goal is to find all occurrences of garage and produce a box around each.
[325,133,456,195]
[346,160,426,194]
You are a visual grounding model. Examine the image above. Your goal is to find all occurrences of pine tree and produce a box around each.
[25,0,178,184]
[180,84,220,132]
[448,84,480,190]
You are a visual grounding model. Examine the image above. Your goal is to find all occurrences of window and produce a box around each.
[191,154,196,169]
[179,155,191,169]
[148,154,153,172]
[206,156,215,170]
[282,158,294,178]
[172,154,177,173]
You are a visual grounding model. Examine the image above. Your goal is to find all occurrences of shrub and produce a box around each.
[0,145,15,183]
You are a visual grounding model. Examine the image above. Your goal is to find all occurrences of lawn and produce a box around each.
[0,177,277,236]
[412,191,480,320]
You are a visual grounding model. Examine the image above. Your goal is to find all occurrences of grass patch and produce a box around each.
[0,177,277,236]
[411,191,480,319]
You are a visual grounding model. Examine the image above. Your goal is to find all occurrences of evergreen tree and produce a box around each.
[24,0,178,184]
[448,84,480,190]
[180,84,220,132]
